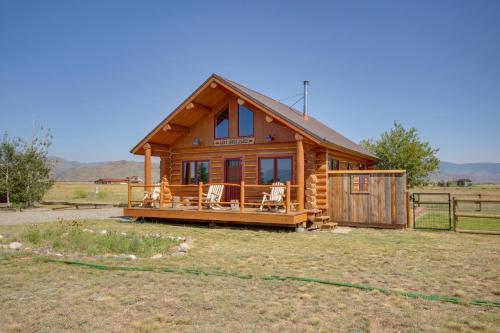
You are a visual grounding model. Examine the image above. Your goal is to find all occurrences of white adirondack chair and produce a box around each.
[259,182,285,212]
[202,184,224,209]
[141,184,161,208]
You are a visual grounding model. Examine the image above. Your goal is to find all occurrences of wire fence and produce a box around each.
[412,193,451,230]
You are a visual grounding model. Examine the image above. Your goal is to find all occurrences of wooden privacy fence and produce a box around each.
[328,170,408,228]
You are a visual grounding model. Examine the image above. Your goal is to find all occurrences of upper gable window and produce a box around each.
[238,105,254,137]
[215,107,229,139]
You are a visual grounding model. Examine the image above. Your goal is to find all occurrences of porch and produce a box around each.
[124,182,309,227]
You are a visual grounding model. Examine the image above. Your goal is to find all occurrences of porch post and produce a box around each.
[143,143,152,190]
[295,134,305,211]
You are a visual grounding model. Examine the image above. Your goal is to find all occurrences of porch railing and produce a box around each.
[127,181,301,214]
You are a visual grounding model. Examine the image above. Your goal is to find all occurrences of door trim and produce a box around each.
[224,158,242,201]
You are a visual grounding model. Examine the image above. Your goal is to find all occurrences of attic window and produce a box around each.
[215,107,229,139]
[238,105,254,137]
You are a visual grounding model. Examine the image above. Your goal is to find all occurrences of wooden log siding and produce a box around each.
[327,171,407,228]
[314,148,328,209]
[163,145,298,202]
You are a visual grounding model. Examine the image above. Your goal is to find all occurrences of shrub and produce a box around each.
[96,190,108,199]
[22,228,42,245]
[74,189,88,199]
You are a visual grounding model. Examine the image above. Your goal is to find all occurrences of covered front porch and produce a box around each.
[124,180,309,228]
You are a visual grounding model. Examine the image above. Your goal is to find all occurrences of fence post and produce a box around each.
[452,197,457,232]
[198,182,203,211]
[127,182,131,208]
[240,181,245,213]
[406,191,411,229]
[285,181,291,214]
[478,193,482,212]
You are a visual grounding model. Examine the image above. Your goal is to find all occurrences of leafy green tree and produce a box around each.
[0,134,19,206]
[0,128,54,208]
[361,122,439,188]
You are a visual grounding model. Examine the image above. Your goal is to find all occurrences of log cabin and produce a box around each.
[124,74,385,228]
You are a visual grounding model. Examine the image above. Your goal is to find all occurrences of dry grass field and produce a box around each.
[411,184,500,197]
[43,182,137,205]
[1,219,499,332]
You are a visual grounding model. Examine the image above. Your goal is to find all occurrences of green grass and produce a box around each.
[19,223,178,257]
[415,211,451,229]
[415,210,500,231]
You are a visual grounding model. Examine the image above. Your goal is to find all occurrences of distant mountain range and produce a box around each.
[49,157,160,182]
[431,162,500,184]
[48,157,500,184]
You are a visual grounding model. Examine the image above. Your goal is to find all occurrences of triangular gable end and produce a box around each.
[130,74,321,155]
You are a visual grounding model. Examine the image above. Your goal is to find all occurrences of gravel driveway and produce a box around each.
[0,207,125,225]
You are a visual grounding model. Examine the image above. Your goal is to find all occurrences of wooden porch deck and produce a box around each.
[123,206,308,227]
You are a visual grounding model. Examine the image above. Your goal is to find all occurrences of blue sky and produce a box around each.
[1,0,499,163]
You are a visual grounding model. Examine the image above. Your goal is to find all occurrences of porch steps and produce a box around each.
[306,211,337,231]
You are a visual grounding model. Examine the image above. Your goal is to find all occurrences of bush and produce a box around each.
[22,228,42,245]
[74,190,88,199]
[96,190,108,199]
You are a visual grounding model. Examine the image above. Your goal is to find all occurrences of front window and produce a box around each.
[238,105,254,137]
[183,161,209,184]
[215,107,229,138]
[259,157,292,184]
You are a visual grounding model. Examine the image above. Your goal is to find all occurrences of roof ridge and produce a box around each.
[214,74,375,159]
[218,75,305,117]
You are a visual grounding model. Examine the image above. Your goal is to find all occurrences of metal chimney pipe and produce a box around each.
[303,80,309,120]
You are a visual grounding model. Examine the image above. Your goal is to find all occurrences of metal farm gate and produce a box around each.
[411,193,451,230]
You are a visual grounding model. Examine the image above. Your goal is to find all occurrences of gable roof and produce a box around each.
[131,74,376,160]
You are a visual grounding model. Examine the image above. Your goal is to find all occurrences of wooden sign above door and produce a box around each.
[214,137,255,146]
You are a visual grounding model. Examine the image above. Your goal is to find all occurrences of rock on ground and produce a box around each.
[178,242,189,252]
[9,242,23,250]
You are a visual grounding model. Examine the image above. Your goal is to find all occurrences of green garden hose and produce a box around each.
[38,257,500,308]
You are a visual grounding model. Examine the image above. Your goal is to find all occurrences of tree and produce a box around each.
[0,128,54,208]
[361,122,439,188]
[0,134,19,206]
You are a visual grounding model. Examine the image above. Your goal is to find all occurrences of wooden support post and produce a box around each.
[143,143,152,191]
[285,181,291,214]
[240,181,245,213]
[198,182,203,211]
[295,134,305,211]
[127,181,131,208]
[159,179,164,209]
[452,197,457,232]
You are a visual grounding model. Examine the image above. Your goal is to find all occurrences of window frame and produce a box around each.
[237,104,254,138]
[214,106,230,139]
[182,160,210,185]
[351,174,370,194]
[328,158,340,171]
[258,156,293,184]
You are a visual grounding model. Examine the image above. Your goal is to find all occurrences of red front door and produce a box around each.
[225,158,242,202]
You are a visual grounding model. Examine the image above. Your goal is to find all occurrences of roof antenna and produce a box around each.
[303,80,309,120]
